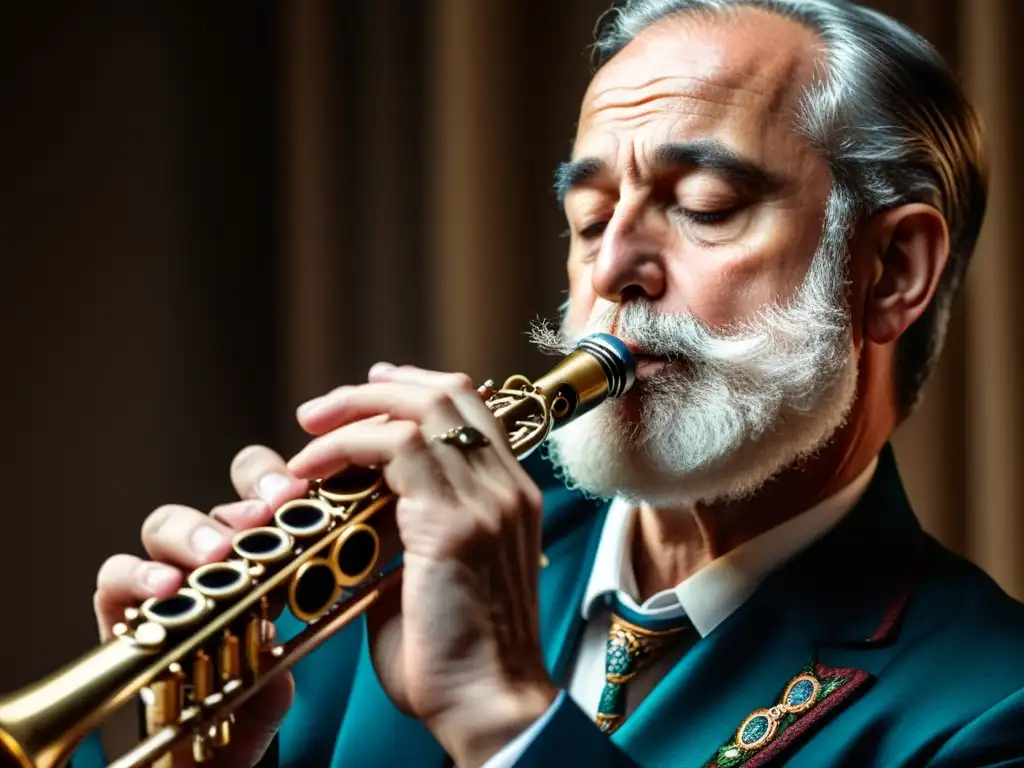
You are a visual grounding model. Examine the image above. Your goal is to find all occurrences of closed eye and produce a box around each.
[578,220,608,240]
[683,209,734,225]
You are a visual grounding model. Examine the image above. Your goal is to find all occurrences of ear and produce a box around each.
[863,203,950,345]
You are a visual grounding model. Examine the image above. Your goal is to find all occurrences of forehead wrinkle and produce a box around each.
[587,95,747,134]
[585,75,770,126]
[581,75,774,148]
[582,68,806,151]
[584,9,821,126]
[589,92,759,124]
[587,73,769,111]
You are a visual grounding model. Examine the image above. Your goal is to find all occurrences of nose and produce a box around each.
[590,203,667,303]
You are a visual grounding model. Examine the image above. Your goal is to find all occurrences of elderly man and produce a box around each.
[76,0,1023,766]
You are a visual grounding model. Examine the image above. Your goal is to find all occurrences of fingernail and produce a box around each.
[140,564,178,594]
[369,362,394,377]
[190,525,226,558]
[257,473,292,505]
[297,397,322,418]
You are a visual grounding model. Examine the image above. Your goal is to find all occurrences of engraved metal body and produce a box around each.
[0,333,635,768]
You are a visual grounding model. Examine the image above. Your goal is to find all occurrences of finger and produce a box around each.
[141,504,235,569]
[210,499,274,531]
[504,482,543,645]
[294,381,491,443]
[287,419,452,501]
[367,363,464,386]
[94,554,182,639]
[365,368,514,455]
[294,380,401,430]
[426,417,516,506]
[366,361,397,381]
[471,465,543,581]
[296,384,393,436]
[230,445,309,507]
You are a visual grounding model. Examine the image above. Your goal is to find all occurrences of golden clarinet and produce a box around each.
[0,333,635,768]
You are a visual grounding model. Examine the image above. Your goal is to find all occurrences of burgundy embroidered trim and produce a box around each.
[742,665,872,768]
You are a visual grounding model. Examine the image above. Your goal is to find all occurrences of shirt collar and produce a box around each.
[580,456,879,638]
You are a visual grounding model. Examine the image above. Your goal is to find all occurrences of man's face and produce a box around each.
[543,10,861,505]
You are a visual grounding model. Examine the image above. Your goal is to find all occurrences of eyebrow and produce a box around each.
[553,139,783,204]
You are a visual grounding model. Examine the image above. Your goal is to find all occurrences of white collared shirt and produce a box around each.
[486,456,878,766]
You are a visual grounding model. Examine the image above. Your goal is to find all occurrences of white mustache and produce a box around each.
[531,293,849,379]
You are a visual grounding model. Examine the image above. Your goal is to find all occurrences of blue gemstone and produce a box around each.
[740,716,770,745]
[787,680,815,707]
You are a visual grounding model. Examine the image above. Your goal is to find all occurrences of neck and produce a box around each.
[630,418,886,602]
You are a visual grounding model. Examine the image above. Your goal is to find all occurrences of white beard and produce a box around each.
[531,203,860,507]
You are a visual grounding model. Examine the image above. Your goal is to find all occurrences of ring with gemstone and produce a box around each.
[431,425,491,450]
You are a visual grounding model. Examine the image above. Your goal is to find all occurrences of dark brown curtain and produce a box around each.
[0,0,1020,754]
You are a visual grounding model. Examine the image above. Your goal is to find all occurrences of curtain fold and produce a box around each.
[280,0,337,439]
[427,1,540,380]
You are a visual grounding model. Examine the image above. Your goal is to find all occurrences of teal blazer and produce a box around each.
[70,445,1024,766]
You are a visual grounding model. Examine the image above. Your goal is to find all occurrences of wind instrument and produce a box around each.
[0,333,636,768]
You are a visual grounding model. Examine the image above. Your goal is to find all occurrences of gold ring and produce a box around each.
[432,426,491,450]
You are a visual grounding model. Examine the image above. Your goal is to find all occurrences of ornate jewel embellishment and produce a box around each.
[709,664,858,768]
[733,674,820,751]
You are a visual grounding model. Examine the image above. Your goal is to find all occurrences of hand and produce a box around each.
[288,365,558,768]
[93,446,308,767]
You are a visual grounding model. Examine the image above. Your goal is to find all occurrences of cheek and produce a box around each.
[665,211,823,330]
[665,253,792,330]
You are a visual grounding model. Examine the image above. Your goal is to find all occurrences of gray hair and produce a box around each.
[589,0,988,416]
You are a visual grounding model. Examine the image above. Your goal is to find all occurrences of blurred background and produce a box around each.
[0,0,1021,754]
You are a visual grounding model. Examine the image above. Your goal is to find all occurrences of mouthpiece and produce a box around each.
[574,332,636,398]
